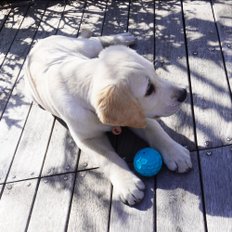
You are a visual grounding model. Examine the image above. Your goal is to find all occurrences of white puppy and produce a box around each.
[24,33,192,205]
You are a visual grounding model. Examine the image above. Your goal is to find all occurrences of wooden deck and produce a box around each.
[0,0,232,231]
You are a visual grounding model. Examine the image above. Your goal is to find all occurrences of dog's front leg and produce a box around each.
[69,129,145,205]
[131,119,192,173]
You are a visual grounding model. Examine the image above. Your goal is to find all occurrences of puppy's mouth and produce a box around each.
[153,104,181,119]
[153,115,160,120]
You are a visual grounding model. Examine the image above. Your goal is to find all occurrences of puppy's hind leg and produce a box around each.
[98,32,136,47]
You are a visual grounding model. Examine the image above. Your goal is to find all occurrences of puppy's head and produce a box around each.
[92,45,187,127]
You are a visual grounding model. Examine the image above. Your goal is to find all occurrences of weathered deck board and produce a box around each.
[155,0,196,151]
[200,146,232,232]
[0,4,38,180]
[79,0,107,36]
[128,0,154,60]
[33,1,66,41]
[0,0,47,116]
[42,120,79,177]
[0,7,11,31]
[0,179,37,232]
[67,171,111,232]
[0,1,63,182]
[156,152,205,232]
[7,104,54,181]
[0,1,64,183]
[0,6,28,67]
[0,74,31,184]
[183,0,232,149]
[57,0,85,37]
[27,174,75,232]
[212,0,232,91]
[0,1,65,185]
[110,178,154,232]
[102,0,129,34]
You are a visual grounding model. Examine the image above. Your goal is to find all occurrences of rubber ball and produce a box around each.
[133,147,163,177]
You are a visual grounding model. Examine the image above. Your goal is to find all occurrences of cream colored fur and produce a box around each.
[24,33,192,206]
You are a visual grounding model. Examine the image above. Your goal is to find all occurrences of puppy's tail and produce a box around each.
[79,28,93,38]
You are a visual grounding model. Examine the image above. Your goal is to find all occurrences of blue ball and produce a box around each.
[133,147,163,177]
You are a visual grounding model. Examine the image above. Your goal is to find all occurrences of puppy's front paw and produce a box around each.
[112,172,145,205]
[162,143,192,173]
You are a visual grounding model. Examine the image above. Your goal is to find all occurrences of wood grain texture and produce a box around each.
[32,1,65,43]
[0,179,37,232]
[0,1,66,184]
[0,76,31,184]
[183,0,232,148]
[0,0,47,115]
[78,151,99,171]
[79,0,108,36]
[0,8,11,31]
[57,0,85,37]
[110,178,154,232]
[67,171,111,232]
[7,104,54,182]
[102,0,129,34]
[212,0,232,90]
[0,1,34,9]
[155,0,196,151]
[0,1,66,183]
[129,0,154,60]
[42,120,79,176]
[156,152,205,232]
[0,6,28,67]
[200,146,232,232]
[27,174,75,232]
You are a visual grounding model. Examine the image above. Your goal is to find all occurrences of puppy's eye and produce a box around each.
[145,81,155,97]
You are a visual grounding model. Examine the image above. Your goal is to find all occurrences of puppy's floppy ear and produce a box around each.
[96,84,146,128]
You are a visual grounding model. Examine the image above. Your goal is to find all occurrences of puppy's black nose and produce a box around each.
[177,88,187,102]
